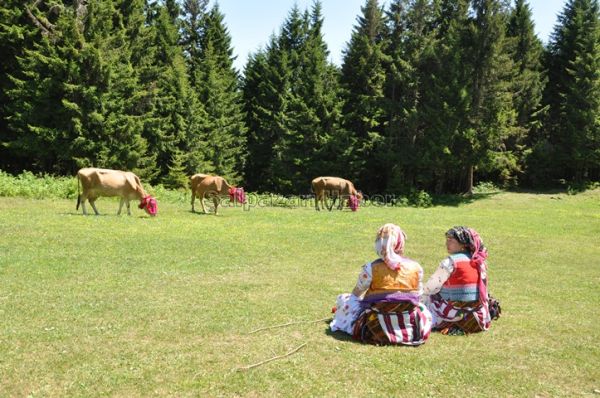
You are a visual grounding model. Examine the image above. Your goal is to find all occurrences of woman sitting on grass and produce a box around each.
[330,223,432,346]
[422,226,492,335]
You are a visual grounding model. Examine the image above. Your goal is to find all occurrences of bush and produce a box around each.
[473,181,501,194]
[0,170,77,199]
[0,170,187,203]
[407,189,433,207]
[149,184,189,204]
[567,181,600,195]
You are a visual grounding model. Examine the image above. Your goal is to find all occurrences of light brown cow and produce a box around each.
[311,176,362,211]
[76,168,157,216]
[190,175,246,215]
[189,173,210,213]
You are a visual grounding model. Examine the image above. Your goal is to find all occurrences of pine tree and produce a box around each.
[241,50,269,191]
[544,0,600,182]
[300,2,343,187]
[262,5,312,193]
[382,0,440,193]
[180,0,209,89]
[7,0,147,175]
[459,0,516,193]
[194,4,247,184]
[507,0,546,131]
[407,0,470,194]
[269,2,343,193]
[242,2,342,194]
[163,148,189,189]
[242,37,289,192]
[506,0,547,186]
[340,0,388,192]
[180,0,212,178]
[131,1,191,183]
[0,1,38,172]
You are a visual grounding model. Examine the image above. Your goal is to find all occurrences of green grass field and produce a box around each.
[1,190,599,397]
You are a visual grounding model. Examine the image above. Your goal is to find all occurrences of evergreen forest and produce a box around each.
[1,0,599,195]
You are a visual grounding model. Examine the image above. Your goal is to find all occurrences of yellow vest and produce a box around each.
[365,259,421,297]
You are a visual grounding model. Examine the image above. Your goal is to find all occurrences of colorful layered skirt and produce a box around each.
[426,293,491,334]
[351,301,432,346]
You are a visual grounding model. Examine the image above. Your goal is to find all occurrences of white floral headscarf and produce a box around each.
[374,223,407,271]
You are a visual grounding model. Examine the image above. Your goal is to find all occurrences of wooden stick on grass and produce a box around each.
[235,343,307,372]
[248,317,331,334]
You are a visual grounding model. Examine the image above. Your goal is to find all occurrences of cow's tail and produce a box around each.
[76,173,81,210]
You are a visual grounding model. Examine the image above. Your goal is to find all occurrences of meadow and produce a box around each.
[0,186,599,397]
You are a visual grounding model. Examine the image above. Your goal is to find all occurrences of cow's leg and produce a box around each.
[117,198,125,215]
[213,197,219,215]
[315,193,321,211]
[80,196,88,215]
[89,198,100,215]
[191,190,196,212]
[327,192,336,211]
[200,195,208,214]
[338,194,345,210]
[125,199,132,216]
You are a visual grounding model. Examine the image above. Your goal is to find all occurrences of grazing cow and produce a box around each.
[190,175,246,215]
[189,173,210,213]
[311,176,362,211]
[76,168,157,216]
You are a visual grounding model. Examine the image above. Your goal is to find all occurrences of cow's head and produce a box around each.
[228,187,247,204]
[348,194,360,211]
[139,195,158,216]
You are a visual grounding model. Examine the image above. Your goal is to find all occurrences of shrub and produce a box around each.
[407,189,433,208]
[473,181,501,194]
[0,170,77,199]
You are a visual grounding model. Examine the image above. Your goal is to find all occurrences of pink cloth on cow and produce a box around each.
[139,195,158,216]
[228,187,246,204]
[348,195,359,211]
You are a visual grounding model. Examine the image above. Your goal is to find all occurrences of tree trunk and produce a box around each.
[465,165,474,195]
[434,170,444,195]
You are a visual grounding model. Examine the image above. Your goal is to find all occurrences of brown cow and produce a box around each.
[189,173,210,213]
[311,176,362,211]
[190,175,246,215]
[76,168,157,216]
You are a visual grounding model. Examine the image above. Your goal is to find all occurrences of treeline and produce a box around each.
[0,0,598,195]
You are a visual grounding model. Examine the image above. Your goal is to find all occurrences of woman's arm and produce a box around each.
[423,258,454,296]
[350,262,372,298]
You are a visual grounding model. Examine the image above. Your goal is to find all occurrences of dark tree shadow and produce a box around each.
[507,187,569,195]
[431,192,499,207]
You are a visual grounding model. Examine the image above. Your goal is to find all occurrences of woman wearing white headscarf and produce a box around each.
[330,223,432,345]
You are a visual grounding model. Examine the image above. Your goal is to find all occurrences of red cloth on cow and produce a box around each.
[139,195,158,216]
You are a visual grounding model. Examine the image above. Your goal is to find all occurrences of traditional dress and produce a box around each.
[330,224,432,345]
[423,227,492,334]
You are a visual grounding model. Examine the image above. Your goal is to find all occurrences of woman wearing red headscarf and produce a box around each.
[423,226,492,335]
[330,223,432,346]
